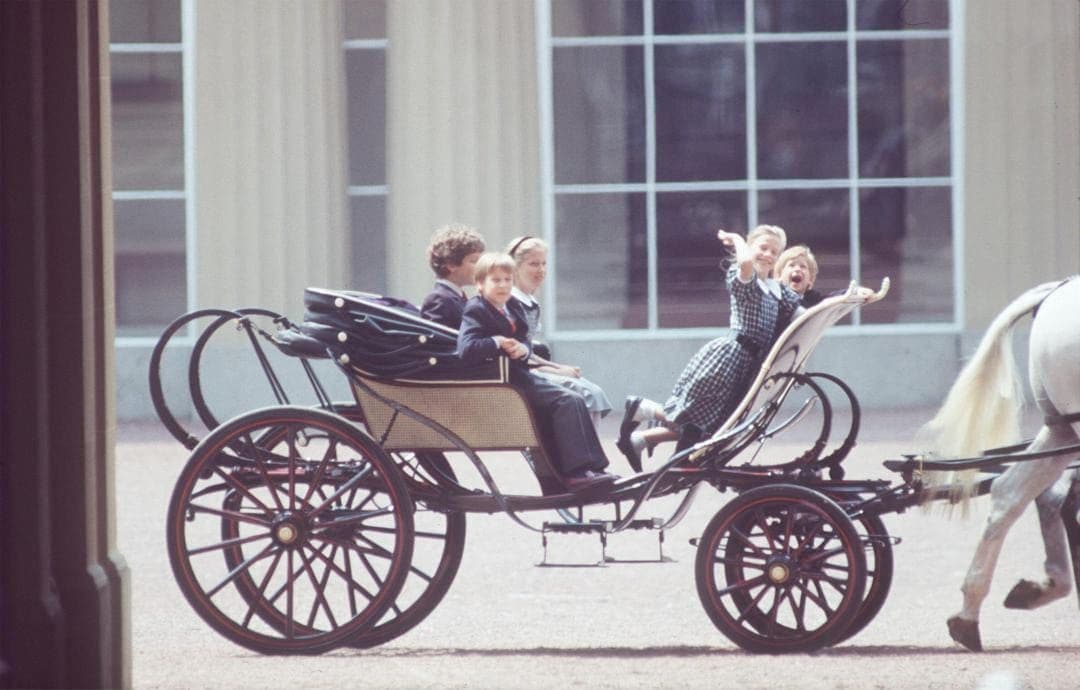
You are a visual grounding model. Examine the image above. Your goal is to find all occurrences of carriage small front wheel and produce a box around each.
[167,406,416,654]
[695,484,867,653]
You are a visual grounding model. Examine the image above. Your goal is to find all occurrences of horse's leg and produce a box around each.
[1003,469,1075,609]
[947,427,1072,651]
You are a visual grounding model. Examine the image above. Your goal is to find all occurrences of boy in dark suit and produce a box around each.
[458,252,616,491]
[420,223,486,328]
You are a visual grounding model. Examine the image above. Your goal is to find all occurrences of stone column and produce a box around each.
[385,0,541,303]
[193,0,349,315]
[964,0,1080,326]
[0,1,130,687]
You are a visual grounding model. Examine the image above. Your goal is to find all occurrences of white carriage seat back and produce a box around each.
[711,279,890,442]
[302,287,545,452]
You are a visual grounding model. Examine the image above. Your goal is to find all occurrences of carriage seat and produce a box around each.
[299,288,569,493]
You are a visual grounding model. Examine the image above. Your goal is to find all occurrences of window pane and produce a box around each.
[343,0,387,40]
[350,195,387,294]
[857,0,949,31]
[552,0,643,37]
[657,192,747,328]
[114,198,186,335]
[654,0,744,35]
[346,49,386,187]
[859,186,952,323]
[555,193,647,330]
[111,53,184,191]
[110,0,180,43]
[757,43,847,179]
[858,39,950,178]
[758,188,852,300]
[554,46,645,184]
[655,45,746,181]
[755,0,846,33]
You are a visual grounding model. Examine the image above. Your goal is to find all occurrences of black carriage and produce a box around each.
[149,279,1080,655]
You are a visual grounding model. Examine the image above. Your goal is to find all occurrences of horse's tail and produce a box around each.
[917,281,1060,508]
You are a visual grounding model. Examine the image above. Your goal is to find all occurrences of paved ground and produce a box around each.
[118,409,1080,689]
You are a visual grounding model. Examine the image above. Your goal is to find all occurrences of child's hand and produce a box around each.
[557,364,582,378]
[717,229,739,246]
[500,337,529,359]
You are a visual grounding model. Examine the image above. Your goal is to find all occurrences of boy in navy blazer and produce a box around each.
[458,253,616,491]
[421,223,486,328]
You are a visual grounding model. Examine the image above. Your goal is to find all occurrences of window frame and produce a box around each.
[112,0,197,346]
[536,0,965,341]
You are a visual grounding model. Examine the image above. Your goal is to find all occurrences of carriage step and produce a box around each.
[537,518,672,567]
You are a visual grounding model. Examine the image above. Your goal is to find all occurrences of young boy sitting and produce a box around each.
[458,252,617,491]
[774,244,822,308]
[421,223,486,328]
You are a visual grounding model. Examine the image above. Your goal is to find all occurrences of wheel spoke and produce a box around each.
[307,464,374,519]
[298,543,339,630]
[188,531,271,556]
[240,549,285,629]
[713,573,767,598]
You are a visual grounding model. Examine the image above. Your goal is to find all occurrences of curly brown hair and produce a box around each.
[426,224,486,278]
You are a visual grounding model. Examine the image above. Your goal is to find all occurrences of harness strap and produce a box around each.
[1046,410,1080,427]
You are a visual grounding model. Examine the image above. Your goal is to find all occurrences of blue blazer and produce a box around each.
[458,296,532,385]
[421,282,467,329]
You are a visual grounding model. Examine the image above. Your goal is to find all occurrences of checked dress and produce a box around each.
[663,264,802,435]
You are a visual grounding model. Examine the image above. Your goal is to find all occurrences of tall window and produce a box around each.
[110,0,187,337]
[540,0,955,333]
[344,0,388,292]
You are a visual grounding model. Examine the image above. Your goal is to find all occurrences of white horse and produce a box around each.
[918,277,1080,652]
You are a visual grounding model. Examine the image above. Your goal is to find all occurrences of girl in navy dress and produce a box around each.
[506,236,613,428]
[617,225,802,471]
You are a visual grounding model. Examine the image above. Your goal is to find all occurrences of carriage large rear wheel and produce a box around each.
[168,406,415,654]
[695,485,866,653]
[348,450,467,648]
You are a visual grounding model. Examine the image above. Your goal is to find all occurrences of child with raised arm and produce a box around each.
[616,225,803,471]
[420,223,486,328]
[774,244,823,308]
[458,252,617,491]
[506,235,613,428]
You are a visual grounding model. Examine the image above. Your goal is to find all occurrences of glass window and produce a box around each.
[655,44,746,182]
[858,39,950,178]
[859,186,952,324]
[110,0,185,337]
[111,53,184,191]
[657,192,747,328]
[114,199,187,337]
[110,0,181,43]
[343,0,387,40]
[554,194,647,330]
[543,1,954,332]
[654,0,744,35]
[552,0,643,37]
[756,42,848,179]
[755,0,847,33]
[350,196,387,293]
[554,46,646,185]
[345,6,388,297]
[857,0,949,31]
[346,50,387,187]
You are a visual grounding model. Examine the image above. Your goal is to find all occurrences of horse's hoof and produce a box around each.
[1003,579,1043,609]
[947,616,983,652]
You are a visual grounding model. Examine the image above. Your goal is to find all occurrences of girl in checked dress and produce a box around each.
[616,225,802,472]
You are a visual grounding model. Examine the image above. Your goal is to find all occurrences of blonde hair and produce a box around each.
[506,235,548,262]
[746,224,787,250]
[774,244,819,282]
[473,252,516,283]
[426,223,486,277]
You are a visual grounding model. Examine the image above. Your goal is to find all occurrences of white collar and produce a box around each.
[435,278,466,298]
[511,286,537,307]
[757,277,781,299]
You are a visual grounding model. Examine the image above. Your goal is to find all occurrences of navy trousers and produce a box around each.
[519,372,608,475]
